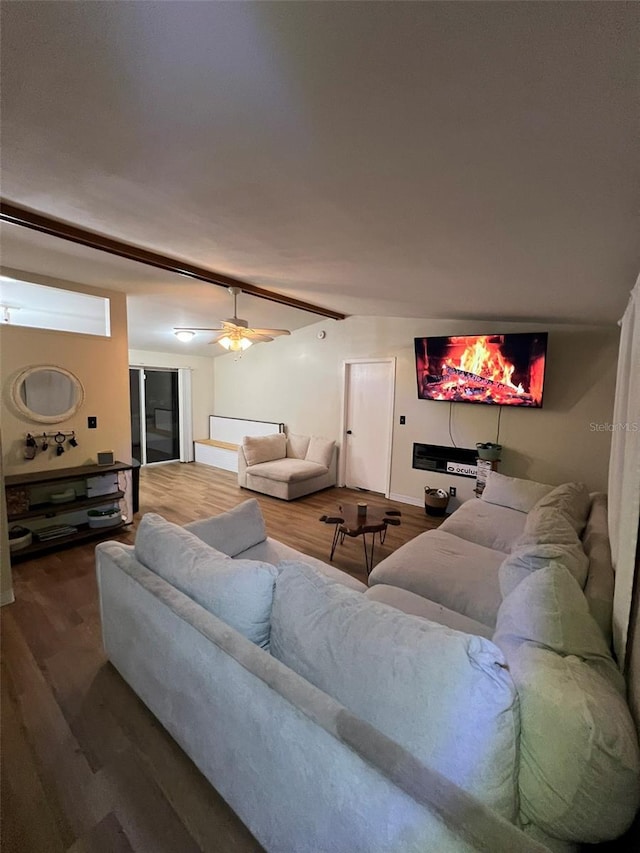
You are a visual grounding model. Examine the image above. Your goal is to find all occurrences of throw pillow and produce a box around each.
[305,436,335,469]
[494,562,623,691]
[508,644,640,843]
[286,433,311,459]
[531,482,591,535]
[185,498,267,557]
[499,541,589,597]
[271,561,519,819]
[243,433,286,466]
[516,504,580,548]
[481,471,554,513]
[135,513,278,648]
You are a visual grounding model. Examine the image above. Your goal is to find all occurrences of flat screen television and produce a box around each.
[414,333,548,407]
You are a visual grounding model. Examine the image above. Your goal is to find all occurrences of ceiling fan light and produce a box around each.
[174,329,195,342]
[219,335,252,352]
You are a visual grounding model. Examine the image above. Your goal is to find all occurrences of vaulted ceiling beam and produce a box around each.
[0,200,346,321]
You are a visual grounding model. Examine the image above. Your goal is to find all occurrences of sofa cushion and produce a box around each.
[493,562,639,841]
[439,500,526,553]
[364,585,494,639]
[481,471,554,513]
[494,563,623,690]
[135,513,277,648]
[517,505,581,549]
[368,529,503,628]
[239,537,367,592]
[532,482,591,535]
[271,561,519,818]
[305,436,335,468]
[507,644,640,842]
[243,433,286,466]
[286,433,311,459]
[245,459,328,483]
[499,541,589,597]
[185,498,267,557]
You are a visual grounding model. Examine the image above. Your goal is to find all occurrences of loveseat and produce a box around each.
[238,432,337,500]
[96,481,640,852]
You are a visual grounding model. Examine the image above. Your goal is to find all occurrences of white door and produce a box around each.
[342,359,395,494]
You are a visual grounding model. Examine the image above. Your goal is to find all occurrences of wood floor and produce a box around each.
[1,463,441,853]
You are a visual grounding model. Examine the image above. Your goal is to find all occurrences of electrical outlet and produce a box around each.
[399,415,406,425]
[449,486,457,497]
[88,416,97,429]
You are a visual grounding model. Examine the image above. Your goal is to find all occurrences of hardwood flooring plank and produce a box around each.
[101,749,204,853]
[1,611,113,841]
[67,812,135,853]
[1,662,70,852]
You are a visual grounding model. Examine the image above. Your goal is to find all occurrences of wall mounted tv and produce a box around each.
[414,333,548,407]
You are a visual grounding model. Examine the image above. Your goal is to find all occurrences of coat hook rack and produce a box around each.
[23,430,79,459]
[26,430,77,440]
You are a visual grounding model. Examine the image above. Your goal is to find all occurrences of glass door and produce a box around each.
[129,368,180,465]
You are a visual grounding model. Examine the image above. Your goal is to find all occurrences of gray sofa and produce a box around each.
[238,432,337,500]
[96,504,537,853]
[369,478,613,643]
[96,479,640,852]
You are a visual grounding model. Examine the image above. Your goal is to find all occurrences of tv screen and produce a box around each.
[414,333,548,407]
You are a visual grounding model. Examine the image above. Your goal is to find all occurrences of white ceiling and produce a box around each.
[1,1,638,341]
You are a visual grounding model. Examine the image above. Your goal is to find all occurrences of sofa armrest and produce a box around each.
[237,445,248,486]
[329,445,338,484]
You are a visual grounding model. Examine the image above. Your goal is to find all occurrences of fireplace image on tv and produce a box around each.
[414,333,548,407]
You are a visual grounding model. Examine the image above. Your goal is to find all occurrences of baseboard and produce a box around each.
[1,589,15,607]
[388,492,424,508]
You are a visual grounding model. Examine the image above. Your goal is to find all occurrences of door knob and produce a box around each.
[346,430,352,434]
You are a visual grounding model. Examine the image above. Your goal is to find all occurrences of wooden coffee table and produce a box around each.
[319,503,401,575]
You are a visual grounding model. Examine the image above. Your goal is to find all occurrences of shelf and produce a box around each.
[9,521,131,563]
[4,461,132,488]
[5,461,135,564]
[8,491,125,522]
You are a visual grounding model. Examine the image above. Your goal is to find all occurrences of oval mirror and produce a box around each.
[11,366,85,424]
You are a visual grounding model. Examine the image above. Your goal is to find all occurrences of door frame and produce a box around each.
[129,365,188,466]
[339,357,396,498]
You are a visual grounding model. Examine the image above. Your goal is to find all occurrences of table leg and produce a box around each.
[329,523,342,561]
[363,532,376,575]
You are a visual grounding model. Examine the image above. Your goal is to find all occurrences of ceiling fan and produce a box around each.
[174,286,291,352]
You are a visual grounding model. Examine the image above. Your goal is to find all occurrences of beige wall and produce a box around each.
[214,316,618,505]
[0,273,131,476]
[128,349,215,442]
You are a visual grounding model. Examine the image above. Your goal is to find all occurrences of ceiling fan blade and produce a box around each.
[176,289,291,343]
[246,328,291,337]
[175,326,225,332]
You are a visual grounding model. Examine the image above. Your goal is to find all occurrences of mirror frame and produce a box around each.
[11,365,85,424]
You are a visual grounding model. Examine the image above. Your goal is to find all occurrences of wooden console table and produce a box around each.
[5,462,134,563]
